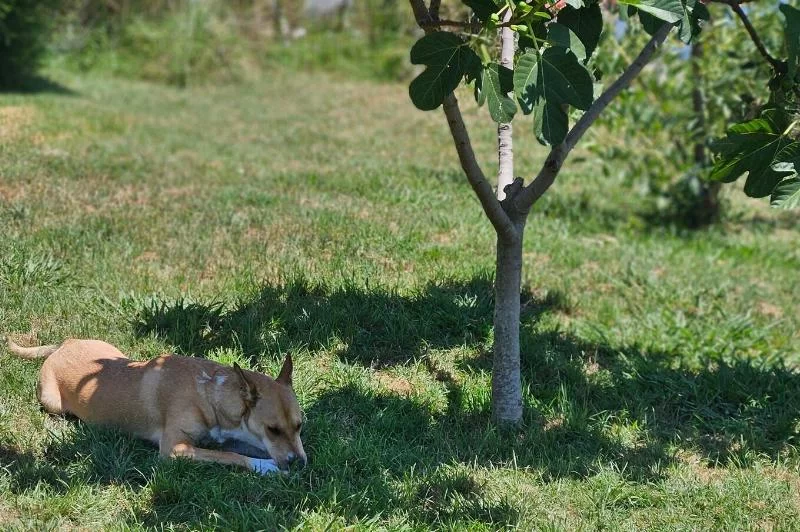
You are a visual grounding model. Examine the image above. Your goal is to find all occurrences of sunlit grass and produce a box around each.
[0,68,798,529]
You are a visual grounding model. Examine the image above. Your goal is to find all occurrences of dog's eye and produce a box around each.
[267,425,282,436]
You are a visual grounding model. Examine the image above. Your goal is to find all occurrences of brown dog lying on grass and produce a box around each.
[5,337,307,475]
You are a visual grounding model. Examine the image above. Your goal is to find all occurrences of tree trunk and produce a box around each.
[691,41,706,167]
[690,38,722,226]
[492,224,524,424]
[491,12,523,425]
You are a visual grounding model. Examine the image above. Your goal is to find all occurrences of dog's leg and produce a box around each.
[37,369,64,414]
[218,439,272,459]
[160,432,280,475]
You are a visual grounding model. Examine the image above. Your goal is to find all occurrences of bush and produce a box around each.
[0,0,57,87]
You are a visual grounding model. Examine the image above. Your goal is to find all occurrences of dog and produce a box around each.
[5,338,307,475]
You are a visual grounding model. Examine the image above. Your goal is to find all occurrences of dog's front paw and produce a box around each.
[247,457,281,475]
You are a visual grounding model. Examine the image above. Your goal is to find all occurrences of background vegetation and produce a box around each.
[1,0,798,528]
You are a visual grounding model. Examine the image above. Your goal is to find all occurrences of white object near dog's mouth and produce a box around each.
[247,457,281,475]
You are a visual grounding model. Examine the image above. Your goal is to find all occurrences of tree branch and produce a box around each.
[409,0,433,27]
[429,0,441,20]
[409,0,517,238]
[419,19,481,30]
[719,0,785,73]
[724,0,784,72]
[442,94,518,239]
[516,23,674,210]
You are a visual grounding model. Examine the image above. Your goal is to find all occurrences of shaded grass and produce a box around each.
[0,68,799,529]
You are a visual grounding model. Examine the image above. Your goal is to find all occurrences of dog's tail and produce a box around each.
[5,337,60,360]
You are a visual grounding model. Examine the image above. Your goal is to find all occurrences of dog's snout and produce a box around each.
[286,452,307,468]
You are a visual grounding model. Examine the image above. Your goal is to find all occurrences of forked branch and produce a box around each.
[516,23,674,210]
[409,0,517,239]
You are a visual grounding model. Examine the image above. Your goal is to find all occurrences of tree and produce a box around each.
[405,0,798,425]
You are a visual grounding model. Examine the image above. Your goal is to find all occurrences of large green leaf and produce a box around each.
[771,176,800,209]
[618,0,683,23]
[547,23,587,61]
[710,114,798,198]
[462,0,498,23]
[514,48,593,111]
[635,0,705,43]
[481,62,517,123]
[409,32,481,111]
[780,4,800,79]
[556,3,603,60]
[514,48,593,144]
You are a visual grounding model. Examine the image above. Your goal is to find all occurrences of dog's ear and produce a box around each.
[233,362,259,407]
[276,354,293,386]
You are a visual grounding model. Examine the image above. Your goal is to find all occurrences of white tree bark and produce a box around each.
[496,12,514,201]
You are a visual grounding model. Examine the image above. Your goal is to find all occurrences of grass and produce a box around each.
[0,66,798,529]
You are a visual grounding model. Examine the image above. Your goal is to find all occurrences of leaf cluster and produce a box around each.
[710,4,800,209]
[408,0,707,145]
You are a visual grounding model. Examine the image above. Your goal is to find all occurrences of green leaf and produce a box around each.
[482,62,517,123]
[710,115,798,198]
[771,176,800,209]
[532,98,568,145]
[408,33,481,111]
[514,48,593,112]
[547,23,587,61]
[637,10,666,37]
[514,48,594,144]
[618,0,683,24]
[780,4,800,80]
[636,0,706,43]
[676,0,709,44]
[556,3,603,60]
[463,0,498,23]
[565,0,584,8]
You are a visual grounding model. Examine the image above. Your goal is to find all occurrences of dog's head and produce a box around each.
[234,357,306,470]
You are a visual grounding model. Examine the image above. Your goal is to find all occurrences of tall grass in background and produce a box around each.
[48,0,417,86]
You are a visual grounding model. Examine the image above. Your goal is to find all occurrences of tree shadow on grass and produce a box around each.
[135,277,800,468]
[0,417,163,495]
[131,275,800,474]
[5,272,799,527]
[15,274,781,527]
[132,275,569,368]
[1,419,326,529]
[465,329,800,468]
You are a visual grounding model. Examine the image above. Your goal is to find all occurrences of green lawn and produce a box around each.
[1,68,799,530]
